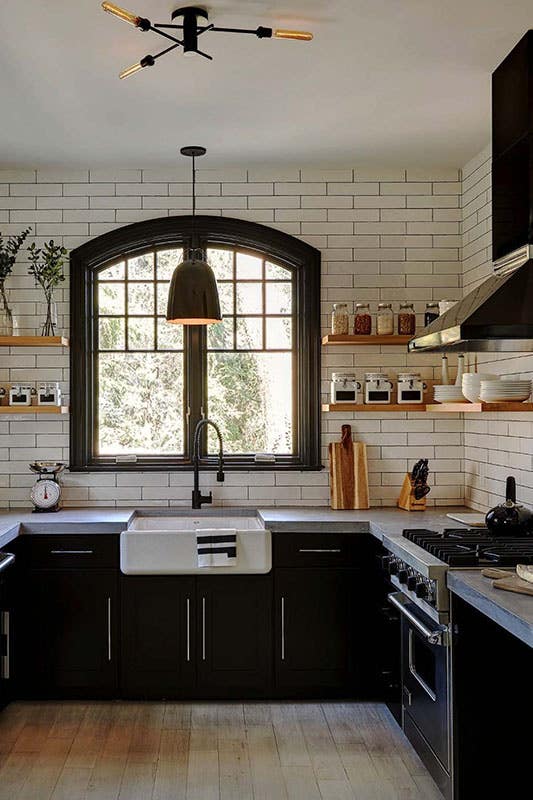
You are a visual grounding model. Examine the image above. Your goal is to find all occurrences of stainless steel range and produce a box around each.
[384,527,533,800]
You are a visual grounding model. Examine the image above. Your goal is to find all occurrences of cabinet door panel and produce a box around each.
[121,576,195,698]
[197,575,272,695]
[275,567,357,694]
[17,569,117,696]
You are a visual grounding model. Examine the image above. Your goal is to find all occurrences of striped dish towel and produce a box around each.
[196,529,237,567]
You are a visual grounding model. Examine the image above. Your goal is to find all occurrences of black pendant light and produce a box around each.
[166,146,222,325]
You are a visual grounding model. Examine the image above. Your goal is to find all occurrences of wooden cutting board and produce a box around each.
[329,425,369,510]
[492,575,533,597]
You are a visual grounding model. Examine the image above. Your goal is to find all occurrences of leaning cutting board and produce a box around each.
[329,424,369,510]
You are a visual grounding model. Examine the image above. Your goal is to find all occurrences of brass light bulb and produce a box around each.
[274,29,313,41]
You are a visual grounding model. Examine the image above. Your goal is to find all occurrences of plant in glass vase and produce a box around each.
[28,240,67,336]
[0,227,31,335]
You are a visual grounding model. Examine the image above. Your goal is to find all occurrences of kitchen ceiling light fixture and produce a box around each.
[101,2,313,78]
[166,146,222,326]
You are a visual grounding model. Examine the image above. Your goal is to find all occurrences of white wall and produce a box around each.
[461,146,533,511]
[0,167,464,508]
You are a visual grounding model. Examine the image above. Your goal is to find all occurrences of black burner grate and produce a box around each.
[403,528,533,566]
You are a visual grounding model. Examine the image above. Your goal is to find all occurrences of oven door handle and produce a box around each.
[387,592,447,645]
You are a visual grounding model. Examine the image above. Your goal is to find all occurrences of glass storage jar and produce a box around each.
[376,303,394,335]
[331,303,349,335]
[424,302,439,326]
[353,303,372,335]
[398,302,416,335]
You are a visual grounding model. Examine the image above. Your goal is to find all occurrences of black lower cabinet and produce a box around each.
[197,575,272,696]
[121,574,272,698]
[0,565,15,710]
[17,569,118,698]
[452,595,533,798]
[121,576,196,698]
[274,567,358,696]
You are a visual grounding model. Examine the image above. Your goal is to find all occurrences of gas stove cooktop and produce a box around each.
[403,528,533,567]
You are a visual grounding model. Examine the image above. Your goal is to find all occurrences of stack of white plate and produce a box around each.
[461,372,497,403]
[433,385,468,403]
[480,379,532,403]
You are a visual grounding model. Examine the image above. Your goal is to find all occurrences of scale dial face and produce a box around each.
[30,479,61,510]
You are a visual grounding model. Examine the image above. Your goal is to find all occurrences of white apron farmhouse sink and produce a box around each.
[120,514,271,575]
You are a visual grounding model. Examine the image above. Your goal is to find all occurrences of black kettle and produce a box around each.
[485,476,533,536]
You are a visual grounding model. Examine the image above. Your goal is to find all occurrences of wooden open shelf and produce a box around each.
[322,334,412,346]
[0,406,69,415]
[323,403,426,413]
[323,402,533,414]
[0,336,69,347]
[427,402,533,413]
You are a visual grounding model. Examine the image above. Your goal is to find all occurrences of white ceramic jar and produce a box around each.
[364,373,393,404]
[330,373,360,403]
[397,372,426,404]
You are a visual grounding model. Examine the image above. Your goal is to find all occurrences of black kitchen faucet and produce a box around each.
[191,418,225,509]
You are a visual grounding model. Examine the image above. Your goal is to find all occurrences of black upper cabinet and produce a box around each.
[492,135,533,260]
[492,31,533,260]
[17,569,118,697]
[274,567,358,695]
[121,576,196,698]
[492,31,533,160]
[196,575,272,696]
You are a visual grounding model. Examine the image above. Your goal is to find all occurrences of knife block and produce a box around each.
[397,473,427,512]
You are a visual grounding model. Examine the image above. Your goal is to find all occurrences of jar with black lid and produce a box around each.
[424,302,439,326]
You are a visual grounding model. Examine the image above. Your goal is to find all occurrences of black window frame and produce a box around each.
[70,215,321,472]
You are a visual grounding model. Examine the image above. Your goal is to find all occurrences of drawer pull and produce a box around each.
[281,596,286,661]
[186,597,191,662]
[50,550,94,555]
[107,597,112,662]
[298,548,341,554]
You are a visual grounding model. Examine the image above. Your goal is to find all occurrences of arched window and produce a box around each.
[70,215,321,471]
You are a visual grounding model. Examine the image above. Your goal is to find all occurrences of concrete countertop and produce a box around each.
[447,570,533,649]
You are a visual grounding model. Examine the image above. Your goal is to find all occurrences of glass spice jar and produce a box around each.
[424,302,439,327]
[376,303,394,335]
[331,303,349,335]
[398,302,416,335]
[354,303,372,335]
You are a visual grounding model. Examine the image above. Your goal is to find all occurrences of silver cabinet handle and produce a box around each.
[281,596,285,661]
[298,548,341,553]
[0,611,9,679]
[50,550,94,555]
[387,592,447,646]
[0,553,15,573]
[201,596,206,661]
[186,597,191,662]
[107,597,112,662]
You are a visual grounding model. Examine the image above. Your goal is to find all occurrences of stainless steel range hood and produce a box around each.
[408,30,533,353]
[409,245,533,352]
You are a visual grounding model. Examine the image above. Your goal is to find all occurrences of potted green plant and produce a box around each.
[0,227,31,335]
[28,239,67,336]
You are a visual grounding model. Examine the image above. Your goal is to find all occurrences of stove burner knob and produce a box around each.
[407,574,417,591]
[398,568,409,583]
[415,582,428,599]
[389,559,399,575]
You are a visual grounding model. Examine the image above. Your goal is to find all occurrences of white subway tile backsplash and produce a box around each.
[0,161,463,508]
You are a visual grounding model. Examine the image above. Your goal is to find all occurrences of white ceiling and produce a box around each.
[1,0,532,168]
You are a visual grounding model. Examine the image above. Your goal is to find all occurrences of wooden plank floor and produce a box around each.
[0,702,443,799]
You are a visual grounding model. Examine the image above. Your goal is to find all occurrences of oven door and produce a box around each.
[388,592,450,771]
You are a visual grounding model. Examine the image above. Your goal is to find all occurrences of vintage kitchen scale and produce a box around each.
[29,462,66,512]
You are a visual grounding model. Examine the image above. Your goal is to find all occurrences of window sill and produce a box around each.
[68,460,324,473]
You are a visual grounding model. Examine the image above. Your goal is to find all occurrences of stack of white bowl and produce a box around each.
[461,372,497,403]
[479,379,532,403]
[433,384,468,403]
